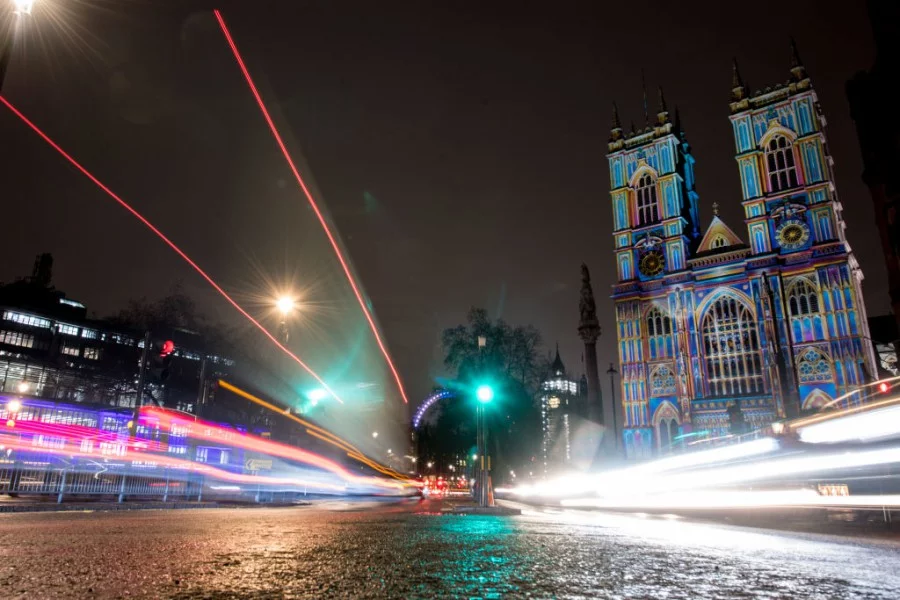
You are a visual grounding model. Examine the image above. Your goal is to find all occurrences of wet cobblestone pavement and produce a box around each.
[1,499,899,599]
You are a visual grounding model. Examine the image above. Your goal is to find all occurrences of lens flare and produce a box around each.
[213,9,409,404]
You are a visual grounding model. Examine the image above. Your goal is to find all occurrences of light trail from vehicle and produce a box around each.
[143,407,409,490]
[500,393,900,512]
[0,94,342,405]
[217,380,412,482]
[2,405,410,494]
[213,9,410,405]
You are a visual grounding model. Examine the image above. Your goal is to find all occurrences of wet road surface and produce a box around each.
[1,499,899,599]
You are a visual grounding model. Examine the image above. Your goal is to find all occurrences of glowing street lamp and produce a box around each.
[16,381,30,394]
[372,431,378,439]
[276,296,296,316]
[275,295,296,344]
[1,1,37,92]
[7,399,21,413]
[13,0,36,15]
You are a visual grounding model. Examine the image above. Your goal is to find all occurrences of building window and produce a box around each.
[650,365,677,397]
[657,418,678,454]
[80,328,98,340]
[83,347,100,360]
[788,278,824,342]
[57,323,79,336]
[711,235,728,249]
[3,311,51,329]
[61,342,80,357]
[701,295,764,396]
[635,173,660,225]
[646,306,673,360]
[0,330,35,348]
[765,135,799,193]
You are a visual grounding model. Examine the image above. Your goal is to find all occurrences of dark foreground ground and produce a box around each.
[1,499,899,599]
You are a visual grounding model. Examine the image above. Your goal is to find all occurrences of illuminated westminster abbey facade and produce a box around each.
[610,45,877,458]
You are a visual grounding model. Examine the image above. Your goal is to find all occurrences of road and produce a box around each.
[1,499,899,599]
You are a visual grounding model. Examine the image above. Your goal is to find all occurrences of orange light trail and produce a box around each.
[217,380,410,481]
[0,94,342,405]
[213,9,410,404]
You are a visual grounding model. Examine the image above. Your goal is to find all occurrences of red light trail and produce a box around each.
[0,94,342,404]
[213,10,410,405]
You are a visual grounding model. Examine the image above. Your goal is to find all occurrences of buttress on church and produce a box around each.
[609,44,877,459]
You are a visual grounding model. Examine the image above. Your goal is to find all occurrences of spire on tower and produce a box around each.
[731,57,747,101]
[789,37,807,81]
[610,102,623,142]
[641,69,649,127]
[656,86,669,125]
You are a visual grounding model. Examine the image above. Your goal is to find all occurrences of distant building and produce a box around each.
[0,254,232,415]
[608,45,876,458]
[539,347,581,473]
[869,315,899,377]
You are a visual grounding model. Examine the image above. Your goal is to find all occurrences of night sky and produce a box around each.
[0,0,885,415]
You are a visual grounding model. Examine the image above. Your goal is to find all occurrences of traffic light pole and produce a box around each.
[130,331,151,435]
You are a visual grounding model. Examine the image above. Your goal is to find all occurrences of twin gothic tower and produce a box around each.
[609,43,876,458]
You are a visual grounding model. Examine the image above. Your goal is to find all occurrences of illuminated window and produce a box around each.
[635,173,659,225]
[765,135,798,193]
[646,306,673,360]
[711,235,728,249]
[58,323,79,336]
[3,311,51,329]
[81,328,98,340]
[788,278,824,342]
[61,342,80,357]
[701,295,764,396]
[83,347,100,360]
[0,330,35,348]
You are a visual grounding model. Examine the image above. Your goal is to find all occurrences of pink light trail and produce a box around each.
[213,10,410,404]
[0,95,342,404]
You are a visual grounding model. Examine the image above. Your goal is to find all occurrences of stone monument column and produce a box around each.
[578,264,604,426]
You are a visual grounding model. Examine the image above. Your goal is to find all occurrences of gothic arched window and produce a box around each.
[657,417,678,454]
[701,294,764,396]
[765,135,799,193]
[788,278,824,343]
[646,306,673,360]
[636,173,660,225]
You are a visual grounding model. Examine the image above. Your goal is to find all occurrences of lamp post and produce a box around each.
[606,362,619,454]
[275,296,296,344]
[1,1,36,92]
[475,383,494,506]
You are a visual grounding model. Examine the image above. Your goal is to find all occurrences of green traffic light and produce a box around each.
[476,384,494,403]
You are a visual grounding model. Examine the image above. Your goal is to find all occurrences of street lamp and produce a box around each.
[16,381,29,394]
[275,296,296,344]
[372,431,378,439]
[1,0,36,91]
[606,363,619,454]
[474,382,495,507]
[13,0,35,15]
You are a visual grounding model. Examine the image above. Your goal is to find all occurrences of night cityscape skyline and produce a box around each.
[3,2,900,597]
[0,0,886,410]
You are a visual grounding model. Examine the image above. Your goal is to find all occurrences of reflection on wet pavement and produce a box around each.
[0,499,898,599]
